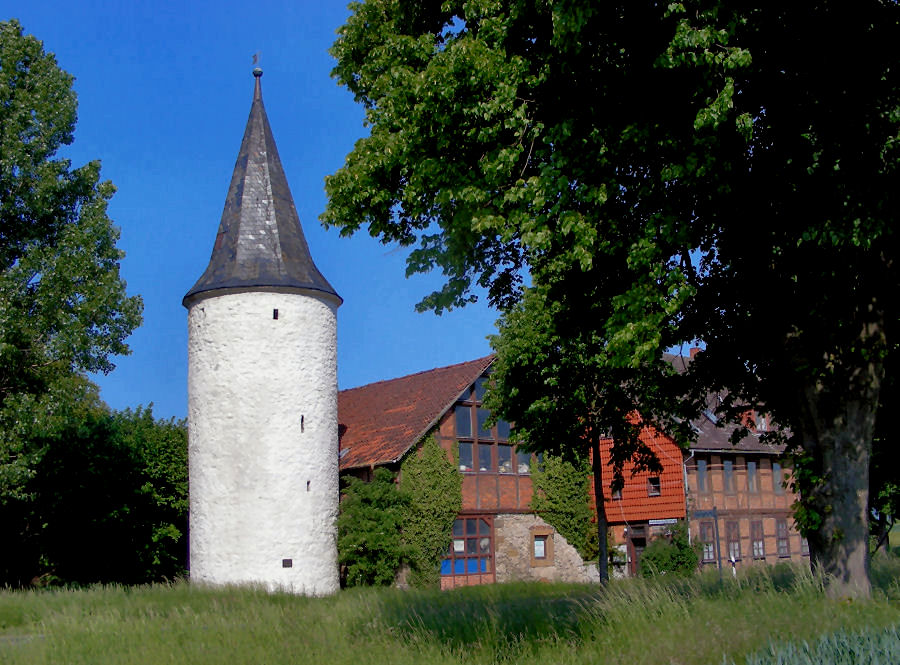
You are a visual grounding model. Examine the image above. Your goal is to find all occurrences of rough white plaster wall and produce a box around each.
[187,290,339,595]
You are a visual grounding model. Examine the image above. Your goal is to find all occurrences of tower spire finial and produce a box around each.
[252,53,262,96]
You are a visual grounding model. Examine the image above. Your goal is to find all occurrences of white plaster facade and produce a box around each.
[187,288,339,595]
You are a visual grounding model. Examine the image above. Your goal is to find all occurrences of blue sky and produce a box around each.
[9,1,502,420]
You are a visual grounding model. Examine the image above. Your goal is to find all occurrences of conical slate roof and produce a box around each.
[183,70,340,306]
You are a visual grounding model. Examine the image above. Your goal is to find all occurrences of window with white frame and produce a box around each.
[700,522,716,563]
[751,520,765,558]
[726,521,741,561]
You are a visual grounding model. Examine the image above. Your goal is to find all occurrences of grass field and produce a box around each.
[2,556,899,665]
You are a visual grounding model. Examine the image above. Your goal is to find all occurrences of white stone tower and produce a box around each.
[183,69,341,595]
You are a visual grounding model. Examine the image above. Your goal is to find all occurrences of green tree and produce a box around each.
[108,406,188,580]
[487,285,671,583]
[0,19,142,503]
[324,2,898,597]
[0,391,188,587]
[338,468,409,587]
[0,373,104,585]
[399,435,461,588]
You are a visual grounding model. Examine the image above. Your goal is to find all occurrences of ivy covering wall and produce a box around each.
[399,435,462,588]
[338,435,461,589]
[530,454,599,562]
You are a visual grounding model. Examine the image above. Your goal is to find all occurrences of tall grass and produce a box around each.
[1,558,898,665]
[732,623,900,665]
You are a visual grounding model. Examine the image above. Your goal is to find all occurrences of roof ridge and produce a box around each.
[339,354,494,395]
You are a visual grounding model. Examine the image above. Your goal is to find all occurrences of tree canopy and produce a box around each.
[325,1,898,597]
[0,20,142,503]
[0,387,189,587]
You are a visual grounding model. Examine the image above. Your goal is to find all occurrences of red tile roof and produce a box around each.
[591,428,687,524]
[338,355,494,470]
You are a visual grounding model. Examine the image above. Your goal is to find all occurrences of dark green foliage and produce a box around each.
[870,550,900,598]
[1,19,142,507]
[338,468,409,587]
[0,392,188,587]
[0,375,105,585]
[399,436,462,588]
[638,522,700,577]
[530,454,598,562]
[107,406,188,579]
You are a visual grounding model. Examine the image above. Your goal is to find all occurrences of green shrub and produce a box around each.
[338,468,409,587]
[639,522,699,577]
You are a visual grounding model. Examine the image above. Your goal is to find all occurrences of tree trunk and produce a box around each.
[797,389,878,599]
[591,437,609,584]
[871,513,891,554]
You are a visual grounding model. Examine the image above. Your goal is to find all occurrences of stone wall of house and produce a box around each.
[493,514,600,584]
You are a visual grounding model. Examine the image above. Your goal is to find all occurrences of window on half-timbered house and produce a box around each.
[723,459,735,493]
[696,457,708,493]
[747,461,758,493]
[455,377,524,474]
[726,521,741,561]
[751,520,765,559]
[776,519,790,556]
[441,516,493,576]
[700,522,716,563]
[773,462,785,494]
